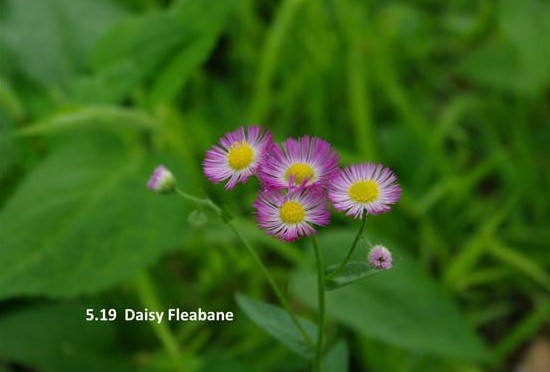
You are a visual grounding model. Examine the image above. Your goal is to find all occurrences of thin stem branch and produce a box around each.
[176,188,221,216]
[311,235,325,371]
[226,221,315,348]
[173,189,314,348]
[325,214,367,280]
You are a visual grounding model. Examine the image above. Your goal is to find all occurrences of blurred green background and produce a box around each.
[1,0,549,371]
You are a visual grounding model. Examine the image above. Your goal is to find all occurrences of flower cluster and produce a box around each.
[200,126,401,246]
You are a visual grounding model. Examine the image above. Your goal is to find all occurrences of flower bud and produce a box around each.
[147,165,176,194]
[368,245,392,270]
[188,209,208,228]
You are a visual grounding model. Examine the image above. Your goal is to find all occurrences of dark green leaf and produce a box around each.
[235,292,317,359]
[0,303,133,372]
[325,261,381,290]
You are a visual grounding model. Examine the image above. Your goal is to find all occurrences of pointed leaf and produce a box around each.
[325,262,381,290]
[235,292,316,359]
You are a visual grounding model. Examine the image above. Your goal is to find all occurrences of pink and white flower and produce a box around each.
[259,136,339,190]
[254,185,330,242]
[203,126,273,189]
[328,163,401,218]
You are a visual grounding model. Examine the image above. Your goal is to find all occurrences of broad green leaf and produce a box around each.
[0,303,133,372]
[324,262,381,290]
[321,340,349,372]
[0,0,125,86]
[292,229,489,362]
[0,134,190,299]
[15,106,157,137]
[235,292,317,359]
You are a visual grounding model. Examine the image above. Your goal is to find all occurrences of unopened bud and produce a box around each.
[147,165,176,194]
[368,245,392,270]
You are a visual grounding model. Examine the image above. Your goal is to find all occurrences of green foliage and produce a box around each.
[324,262,381,290]
[0,0,126,86]
[293,229,488,362]
[321,340,349,372]
[0,0,549,370]
[0,134,189,299]
[0,303,132,371]
[235,292,317,359]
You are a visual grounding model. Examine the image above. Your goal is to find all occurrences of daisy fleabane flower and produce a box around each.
[203,126,273,189]
[328,162,401,218]
[259,136,339,190]
[368,245,392,270]
[254,185,330,242]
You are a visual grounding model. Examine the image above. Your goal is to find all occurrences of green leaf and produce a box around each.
[292,229,489,362]
[325,262,381,290]
[0,76,25,121]
[0,134,190,299]
[0,303,133,372]
[321,340,349,372]
[0,0,126,86]
[235,292,317,359]
[15,106,157,137]
[498,0,550,90]
[148,0,233,104]
[68,62,144,105]
[458,0,550,93]
[90,11,189,89]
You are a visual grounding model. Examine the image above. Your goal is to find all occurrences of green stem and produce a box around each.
[325,215,367,280]
[226,221,315,349]
[134,273,182,368]
[311,235,325,371]
[176,188,222,216]
[173,189,314,349]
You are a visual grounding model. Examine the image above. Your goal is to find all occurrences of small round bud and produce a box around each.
[368,245,392,270]
[147,165,176,194]
[188,209,208,228]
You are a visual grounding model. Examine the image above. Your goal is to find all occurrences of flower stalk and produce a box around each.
[325,214,367,281]
[311,235,325,371]
[174,188,315,349]
[148,126,402,371]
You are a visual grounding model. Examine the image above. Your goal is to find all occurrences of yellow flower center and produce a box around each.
[227,141,254,170]
[285,163,315,184]
[348,180,379,203]
[279,201,305,224]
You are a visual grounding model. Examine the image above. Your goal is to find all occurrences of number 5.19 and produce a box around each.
[86,308,117,321]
